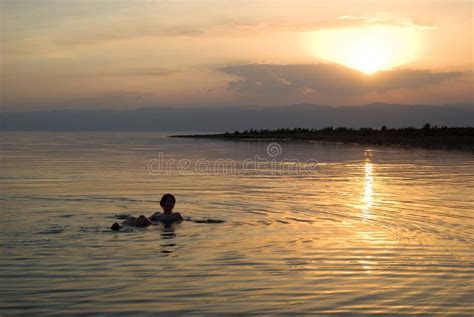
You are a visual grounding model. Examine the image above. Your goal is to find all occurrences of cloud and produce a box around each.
[3,12,434,51]
[205,15,436,35]
[370,69,463,91]
[335,15,436,30]
[105,67,180,77]
[49,26,204,48]
[200,15,436,36]
[219,64,463,96]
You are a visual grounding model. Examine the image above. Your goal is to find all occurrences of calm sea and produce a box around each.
[0,132,473,316]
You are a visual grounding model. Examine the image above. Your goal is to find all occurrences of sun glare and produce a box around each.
[308,27,419,74]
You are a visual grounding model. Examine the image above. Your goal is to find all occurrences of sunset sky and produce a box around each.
[1,0,472,111]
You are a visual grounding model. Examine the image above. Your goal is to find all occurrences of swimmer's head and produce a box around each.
[160,193,176,212]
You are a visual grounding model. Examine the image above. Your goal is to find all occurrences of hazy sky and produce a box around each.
[1,0,472,111]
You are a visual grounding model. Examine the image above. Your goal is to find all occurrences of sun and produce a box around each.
[308,26,419,74]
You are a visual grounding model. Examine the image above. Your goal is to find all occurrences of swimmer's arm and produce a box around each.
[149,211,161,220]
[174,212,184,221]
[121,216,136,226]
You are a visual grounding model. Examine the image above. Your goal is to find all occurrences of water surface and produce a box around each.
[0,132,473,316]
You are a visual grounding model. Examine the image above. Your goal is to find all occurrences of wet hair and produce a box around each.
[160,193,176,206]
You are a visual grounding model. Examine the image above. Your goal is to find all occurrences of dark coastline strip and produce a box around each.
[170,126,474,151]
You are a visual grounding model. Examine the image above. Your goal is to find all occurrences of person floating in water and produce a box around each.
[111,193,183,231]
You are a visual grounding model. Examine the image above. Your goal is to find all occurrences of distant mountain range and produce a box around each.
[1,103,473,131]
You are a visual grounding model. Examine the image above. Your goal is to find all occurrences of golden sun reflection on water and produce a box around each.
[358,153,378,274]
[362,158,374,222]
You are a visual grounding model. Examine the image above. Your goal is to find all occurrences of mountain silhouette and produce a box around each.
[1,103,472,131]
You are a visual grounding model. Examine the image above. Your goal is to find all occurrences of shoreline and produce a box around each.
[171,127,474,151]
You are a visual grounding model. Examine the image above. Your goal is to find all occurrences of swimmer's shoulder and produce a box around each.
[151,212,183,222]
[149,212,162,221]
[173,212,184,221]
